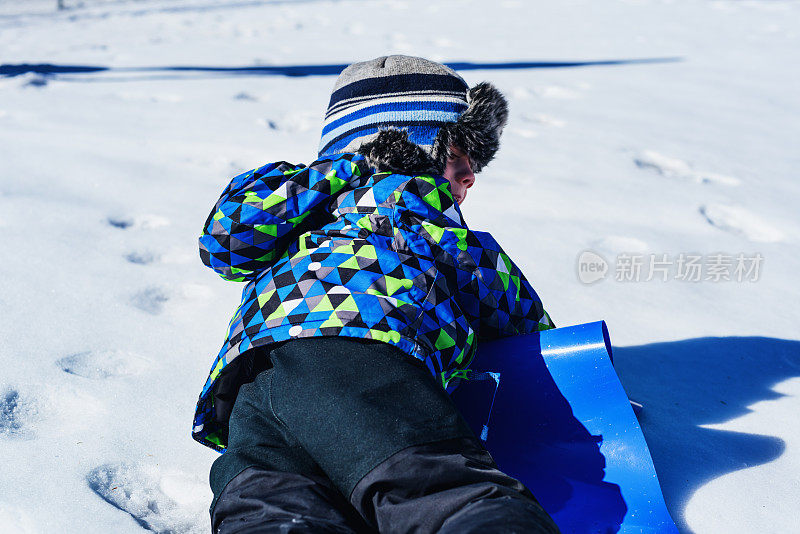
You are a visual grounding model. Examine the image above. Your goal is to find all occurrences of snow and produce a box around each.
[1,0,798,532]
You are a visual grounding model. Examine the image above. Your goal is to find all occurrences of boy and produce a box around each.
[194,55,559,533]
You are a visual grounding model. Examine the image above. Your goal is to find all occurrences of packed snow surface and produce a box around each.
[1,0,798,532]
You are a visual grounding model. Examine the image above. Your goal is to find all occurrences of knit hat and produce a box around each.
[317,55,508,175]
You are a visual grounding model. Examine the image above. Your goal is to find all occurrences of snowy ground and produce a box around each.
[1,0,798,532]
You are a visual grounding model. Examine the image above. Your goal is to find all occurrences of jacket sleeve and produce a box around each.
[461,230,555,339]
[404,174,555,339]
[199,154,367,282]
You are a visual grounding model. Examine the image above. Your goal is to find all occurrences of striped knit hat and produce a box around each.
[318,55,508,175]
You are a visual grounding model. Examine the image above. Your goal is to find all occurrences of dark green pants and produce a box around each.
[209,336,559,533]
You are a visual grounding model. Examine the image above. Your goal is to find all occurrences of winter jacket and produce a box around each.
[193,152,554,451]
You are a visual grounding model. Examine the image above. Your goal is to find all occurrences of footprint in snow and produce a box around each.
[107,216,134,229]
[257,111,318,133]
[0,387,37,439]
[125,250,159,265]
[129,282,213,315]
[87,463,210,534]
[57,350,149,379]
[233,91,258,101]
[14,73,49,88]
[107,214,170,230]
[131,286,170,315]
[699,203,784,243]
[634,150,741,186]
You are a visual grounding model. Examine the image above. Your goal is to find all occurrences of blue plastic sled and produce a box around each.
[451,321,679,534]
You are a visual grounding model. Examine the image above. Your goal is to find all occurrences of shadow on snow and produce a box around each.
[0,57,682,82]
[613,336,800,533]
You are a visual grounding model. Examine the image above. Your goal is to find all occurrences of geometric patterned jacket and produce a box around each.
[193,152,554,451]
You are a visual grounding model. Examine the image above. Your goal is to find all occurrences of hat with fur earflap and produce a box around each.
[317,55,508,175]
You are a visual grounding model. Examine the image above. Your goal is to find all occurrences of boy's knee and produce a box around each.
[212,467,366,534]
[348,436,557,533]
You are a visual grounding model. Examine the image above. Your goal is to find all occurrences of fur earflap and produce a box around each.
[357,128,442,175]
[432,82,508,174]
[356,82,508,176]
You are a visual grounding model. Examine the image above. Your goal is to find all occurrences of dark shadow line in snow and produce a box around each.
[0,57,683,80]
[0,0,345,22]
[612,336,800,534]
[0,64,109,76]
[61,73,237,83]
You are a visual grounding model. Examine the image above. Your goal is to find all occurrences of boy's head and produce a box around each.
[318,55,507,202]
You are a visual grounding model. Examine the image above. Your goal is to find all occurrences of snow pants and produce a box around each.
[209,336,560,534]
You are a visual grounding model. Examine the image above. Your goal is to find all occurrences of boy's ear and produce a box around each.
[357,128,442,175]
[432,82,508,174]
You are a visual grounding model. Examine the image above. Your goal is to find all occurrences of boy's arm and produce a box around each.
[462,230,555,339]
[199,154,367,281]
[403,175,554,337]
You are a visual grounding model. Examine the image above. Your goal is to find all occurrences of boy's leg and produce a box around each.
[350,437,560,534]
[267,337,560,534]
[209,367,374,534]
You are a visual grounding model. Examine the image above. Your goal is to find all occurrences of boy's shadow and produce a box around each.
[614,336,800,533]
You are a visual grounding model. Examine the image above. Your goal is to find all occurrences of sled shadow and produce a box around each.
[613,336,800,533]
[451,344,629,533]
